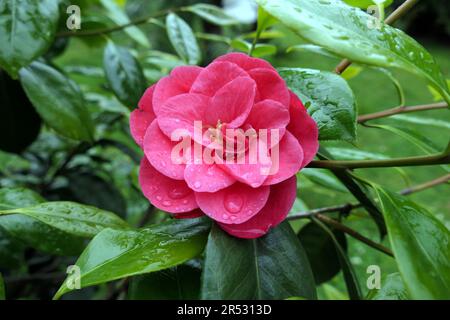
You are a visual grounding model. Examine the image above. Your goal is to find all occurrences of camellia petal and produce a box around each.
[195,182,270,224]
[173,209,204,219]
[184,163,236,192]
[248,68,290,106]
[190,61,248,96]
[287,91,319,167]
[143,120,186,180]
[139,158,198,213]
[130,86,156,147]
[206,76,256,128]
[214,52,276,72]
[263,131,304,185]
[153,66,202,115]
[219,176,297,239]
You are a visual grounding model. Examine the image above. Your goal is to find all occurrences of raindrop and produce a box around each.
[168,187,189,200]
[224,193,244,213]
[194,181,202,189]
[162,200,172,207]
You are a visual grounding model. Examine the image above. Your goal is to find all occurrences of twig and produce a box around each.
[57,8,174,37]
[400,173,450,195]
[334,0,420,74]
[308,152,449,169]
[358,102,448,123]
[315,214,394,257]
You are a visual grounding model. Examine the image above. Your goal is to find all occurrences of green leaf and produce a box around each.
[54,217,210,299]
[201,222,317,300]
[311,217,362,300]
[230,39,251,52]
[0,225,24,268]
[373,67,405,106]
[301,168,347,193]
[0,273,5,300]
[103,42,147,109]
[19,61,94,142]
[256,6,278,36]
[256,0,450,104]
[252,44,277,58]
[0,0,60,77]
[286,44,337,58]
[99,0,149,48]
[341,66,363,81]
[0,150,30,174]
[390,114,450,130]
[372,186,450,299]
[366,272,409,300]
[343,0,393,8]
[0,188,85,255]
[0,201,129,238]
[128,264,201,300]
[279,68,357,142]
[183,4,239,26]
[0,70,41,153]
[166,13,201,65]
[298,222,347,284]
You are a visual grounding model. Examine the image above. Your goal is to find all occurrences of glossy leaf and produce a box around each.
[0,0,59,77]
[301,168,347,193]
[366,273,409,300]
[0,188,85,255]
[183,4,239,26]
[166,13,201,65]
[256,0,450,104]
[343,0,393,8]
[19,61,94,142]
[0,70,41,153]
[373,186,450,299]
[54,217,210,299]
[201,222,317,300]
[311,217,362,300]
[0,201,129,238]
[128,265,201,300]
[298,222,347,284]
[286,44,337,58]
[103,42,147,109]
[99,0,149,48]
[279,68,357,142]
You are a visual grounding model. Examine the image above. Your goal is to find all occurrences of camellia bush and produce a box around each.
[0,0,449,301]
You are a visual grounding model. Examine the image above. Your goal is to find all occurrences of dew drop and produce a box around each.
[162,200,172,207]
[156,195,162,201]
[224,193,244,213]
[222,213,229,220]
[168,187,189,200]
[194,181,202,189]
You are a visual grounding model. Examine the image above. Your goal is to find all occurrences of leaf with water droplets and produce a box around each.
[279,68,357,142]
[372,186,450,299]
[166,13,201,65]
[0,0,60,78]
[257,0,450,104]
[0,201,129,238]
[54,217,211,299]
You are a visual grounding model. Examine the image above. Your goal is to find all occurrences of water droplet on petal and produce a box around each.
[224,193,244,213]
[156,195,162,201]
[194,181,202,189]
[222,213,229,220]
[169,187,190,200]
[162,200,172,207]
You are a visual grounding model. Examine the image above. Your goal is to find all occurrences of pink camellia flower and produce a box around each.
[130,53,318,238]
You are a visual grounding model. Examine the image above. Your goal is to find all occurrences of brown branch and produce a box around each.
[308,152,450,169]
[315,214,394,257]
[400,173,450,195]
[358,102,448,123]
[335,0,420,74]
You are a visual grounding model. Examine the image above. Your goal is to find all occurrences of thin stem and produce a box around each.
[248,30,262,56]
[400,173,450,195]
[289,173,449,220]
[358,102,448,123]
[308,152,449,169]
[315,214,394,257]
[334,0,420,74]
[57,8,174,37]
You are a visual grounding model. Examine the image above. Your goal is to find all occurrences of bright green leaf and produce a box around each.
[19,61,94,142]
[183,4,239,26]
[54,217,210,299]
[256,0,450,104]
[366,272,409,300]
[201,222,317,300]
[166,13,201,65]
[0,201,129,238]
[372,186,450,299]
[99,0,149,48]
[103,42,147,109]
[343,0,393,9]
[279,68,357,141]
[0,0,59,78]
